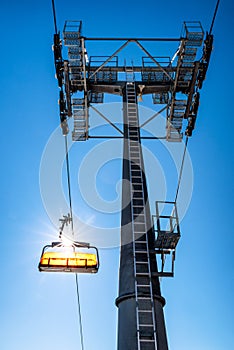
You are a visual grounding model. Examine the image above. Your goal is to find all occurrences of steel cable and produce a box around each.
[64,136,85,350]
[64,136,74,234]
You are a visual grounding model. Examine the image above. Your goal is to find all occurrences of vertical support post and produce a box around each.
[116,83,168,350]
[81,37,89,139]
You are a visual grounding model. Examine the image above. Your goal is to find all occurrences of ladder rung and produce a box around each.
[132,182,143,186]
[133,212,144,216]
[137,296,151,299]
[132,197,145,202]
[138,310,153,314]
[133,213,145,217]
[135,272,151,276]
[130,148,140,152]
[134,230,146,234]
[137,284,151,287]
[135,250,149,254]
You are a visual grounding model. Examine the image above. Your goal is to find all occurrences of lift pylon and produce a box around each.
[47,5,217,347]
[116,83,168,349]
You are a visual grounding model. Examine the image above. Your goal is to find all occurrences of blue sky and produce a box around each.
[1,0,233,349]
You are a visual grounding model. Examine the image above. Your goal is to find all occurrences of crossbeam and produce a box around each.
[84,37,182,42]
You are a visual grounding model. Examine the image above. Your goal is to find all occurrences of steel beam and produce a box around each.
[84,37,182,42]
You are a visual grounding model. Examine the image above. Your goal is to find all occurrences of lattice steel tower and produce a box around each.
[52,17,214,350]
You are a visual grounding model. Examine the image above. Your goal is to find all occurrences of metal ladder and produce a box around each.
[63,21,84,90]
[125,61,135,82]
[125,82,158,349]
[71,98,88,141]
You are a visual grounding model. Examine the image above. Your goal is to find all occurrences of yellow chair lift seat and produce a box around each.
[38,243,99,273]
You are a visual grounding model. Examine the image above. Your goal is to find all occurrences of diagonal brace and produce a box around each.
[140,106,167,128]
[88,40,131,80]
[90,105,124,135]
[135,40,174,81]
